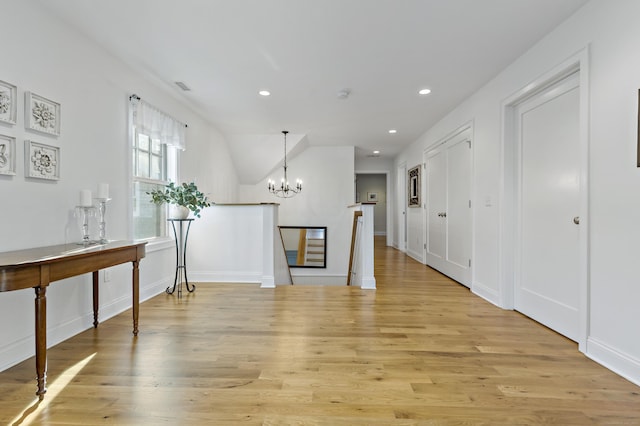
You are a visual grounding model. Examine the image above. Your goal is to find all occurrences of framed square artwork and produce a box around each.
[25,140,60,180]
[0,80,17,125]
[0,134,16,175]
[25,92,60,136]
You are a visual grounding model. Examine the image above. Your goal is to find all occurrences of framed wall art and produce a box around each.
[25,140,60,180]
[0,80,17,125]
[25,92,60,136]
[408,165,421,207]
[367,192,378,202]
[0,134,16,175]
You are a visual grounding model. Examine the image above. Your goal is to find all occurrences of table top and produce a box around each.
[0,240,146,268]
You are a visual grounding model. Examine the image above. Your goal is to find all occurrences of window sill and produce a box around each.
[135,236,174,253]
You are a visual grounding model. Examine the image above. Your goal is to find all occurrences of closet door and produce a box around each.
[426,151,446,262]
[515,72,581,341]
[425,130,472,286]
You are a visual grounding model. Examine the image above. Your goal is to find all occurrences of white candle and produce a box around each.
[98,183,109,199]
[80,189,92,207]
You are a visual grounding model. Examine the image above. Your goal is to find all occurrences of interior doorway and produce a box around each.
[514,71,581,342]
[423,127,472,287]
[501,50,589,349]
[355,173,387,236]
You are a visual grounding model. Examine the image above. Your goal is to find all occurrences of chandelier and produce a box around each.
[268,130,302,198]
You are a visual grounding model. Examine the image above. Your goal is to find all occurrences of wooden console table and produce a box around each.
[0,240,146,399]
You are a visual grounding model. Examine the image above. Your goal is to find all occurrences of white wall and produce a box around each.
[239,146,355,284]
[0,0,238,371]
[187,204,280,286]
[394,0,640,385]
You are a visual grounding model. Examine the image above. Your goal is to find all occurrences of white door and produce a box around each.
[425,129,472,286]
[426,150,446,261]
[516,72,580,341]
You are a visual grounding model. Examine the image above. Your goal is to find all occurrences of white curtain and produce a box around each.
[131,97,186,150]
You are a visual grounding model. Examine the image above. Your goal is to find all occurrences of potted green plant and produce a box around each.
[147,181,211,219]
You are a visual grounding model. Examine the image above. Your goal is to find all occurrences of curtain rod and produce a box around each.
[129,94,188,128]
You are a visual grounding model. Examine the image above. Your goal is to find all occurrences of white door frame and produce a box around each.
[355,170,393,247]
[396,162,407,252]
[500,47,590,351]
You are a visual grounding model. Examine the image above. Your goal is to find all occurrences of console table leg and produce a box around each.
[35,285,47,399]
[92,271,99,328]
[132,260,140,336]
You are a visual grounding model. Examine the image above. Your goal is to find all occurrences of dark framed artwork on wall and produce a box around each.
[408,165,420,207]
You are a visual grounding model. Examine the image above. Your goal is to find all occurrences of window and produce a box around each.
[130,96,184,240]
[132,131,174,239]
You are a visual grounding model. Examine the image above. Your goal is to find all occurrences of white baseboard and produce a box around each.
[189,271,262,283]
[361,277,377,289]
[406,249,423,263]
[586,337,640,386]
[471,281,501,307]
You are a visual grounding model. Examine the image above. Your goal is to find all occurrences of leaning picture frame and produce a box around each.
[25,92,60,136]
[0,80,17,125]
[408,165,420,207]
[25,140,60,180]
[0,134,16,175]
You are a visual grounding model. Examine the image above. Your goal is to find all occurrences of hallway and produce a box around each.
[1,239,639,424]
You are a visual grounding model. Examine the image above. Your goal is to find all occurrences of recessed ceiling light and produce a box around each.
[337,89,351,99]
[373,150,380,154]
[418,88,432,95]
[388,129,397,134]
[259,90,271,96]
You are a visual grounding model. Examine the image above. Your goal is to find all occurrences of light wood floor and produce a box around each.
[2,238,640,425]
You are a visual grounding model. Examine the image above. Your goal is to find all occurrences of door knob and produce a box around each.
[442,212,447,218]
[573,216,580,225]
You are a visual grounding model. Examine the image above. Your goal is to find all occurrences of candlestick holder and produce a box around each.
[95,198,111,244]
[75,205,97,245]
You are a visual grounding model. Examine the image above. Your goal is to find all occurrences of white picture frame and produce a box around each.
[0,134,16,175]
[0,80,17,125]
[25,92,60,136]
[25,140,60,180]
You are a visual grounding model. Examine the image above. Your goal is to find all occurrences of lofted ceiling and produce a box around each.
[34,0,587,184]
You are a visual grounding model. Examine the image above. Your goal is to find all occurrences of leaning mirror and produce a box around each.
[279,226,327,268]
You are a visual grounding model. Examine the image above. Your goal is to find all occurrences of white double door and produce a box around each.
[515,71,581,341]
[424,129,472,287]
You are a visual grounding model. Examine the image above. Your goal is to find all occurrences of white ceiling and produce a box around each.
[34,0,587,184]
